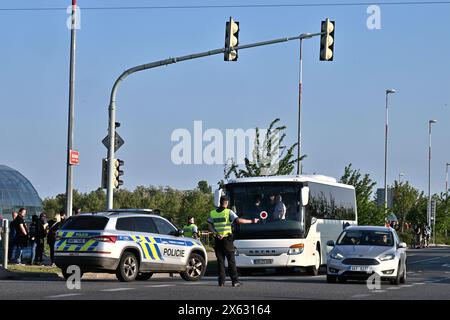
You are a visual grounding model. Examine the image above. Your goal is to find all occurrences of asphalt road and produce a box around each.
[1,247,449,300]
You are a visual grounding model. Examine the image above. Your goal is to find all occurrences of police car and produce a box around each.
[54,210,208,282]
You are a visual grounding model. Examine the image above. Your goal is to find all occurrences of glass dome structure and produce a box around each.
[0,164,42,219]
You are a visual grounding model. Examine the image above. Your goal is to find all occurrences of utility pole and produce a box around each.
[384,89,396,214]
[65,0,77,217]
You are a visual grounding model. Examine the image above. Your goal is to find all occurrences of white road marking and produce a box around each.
[352,294,371,298]
[373,290,387,293]
[101,288,135,292]
[146,284,174,288]
[400,285,413,288]
[47,293,82,298]
[408,257,441,264]
[387,287,401,290]
[412,282,425,285]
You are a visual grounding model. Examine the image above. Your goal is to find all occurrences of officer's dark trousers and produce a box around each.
[214,236,239,285]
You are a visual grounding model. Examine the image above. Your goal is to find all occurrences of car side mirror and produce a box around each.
[177,229,184,237]
[301,186,310,206]
[214,188,223,207]
[326,240,335,247]
[398,242,407,249]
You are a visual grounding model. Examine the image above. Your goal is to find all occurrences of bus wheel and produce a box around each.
[306,248,321,276]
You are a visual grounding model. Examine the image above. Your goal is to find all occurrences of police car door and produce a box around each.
[151,217,188,270]
[132,216,164,271]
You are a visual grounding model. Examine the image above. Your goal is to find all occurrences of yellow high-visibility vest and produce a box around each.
[210,208,232,237]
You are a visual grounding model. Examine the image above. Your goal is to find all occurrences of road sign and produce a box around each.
[260,211,268,220]
[102,133,125,151]
[69,150,79,165]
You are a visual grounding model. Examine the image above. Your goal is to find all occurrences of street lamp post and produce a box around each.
[65,0,78,217]
[446,162,450,192]
[384,89,396,213]
[428,119,437,236]
[399,172,405,184]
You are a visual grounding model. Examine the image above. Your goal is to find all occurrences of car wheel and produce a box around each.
[326,275,337,283]
[306,248,321,276]
[390,262,402,285]
[61,266,84,280]
[136,272,153,281]
[116,251,139,282]
[180,253,206,281]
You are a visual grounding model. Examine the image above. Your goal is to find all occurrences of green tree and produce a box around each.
[392,181,420,232]
[197,180,212,194]
[339,164,384,226]
[224,118,306,179]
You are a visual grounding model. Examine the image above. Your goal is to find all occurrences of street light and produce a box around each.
[399,172,405,184]
[446,163,450,192]
[428,119,437,230]
[384,89,396,213]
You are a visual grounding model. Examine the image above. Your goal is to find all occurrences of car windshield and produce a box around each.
[60,216,109,231]
[227,182,303,239]
[337,230,394,246]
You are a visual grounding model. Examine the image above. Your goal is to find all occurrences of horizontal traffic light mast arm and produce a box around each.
[106,30,324,209]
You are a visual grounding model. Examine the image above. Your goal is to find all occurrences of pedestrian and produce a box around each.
[13,208,28,265]
[35,212,48,265]
[47,213,61,266]
[29,215,39,265]
[414,225,422,249]
[8,211,18,262]
[182,217,199,239]
[207,196,259,287]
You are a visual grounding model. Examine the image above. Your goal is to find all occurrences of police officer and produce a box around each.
[183,217,199,239]
[208,196,258,287]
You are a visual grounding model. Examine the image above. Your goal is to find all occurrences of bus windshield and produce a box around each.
[226,182,304,239]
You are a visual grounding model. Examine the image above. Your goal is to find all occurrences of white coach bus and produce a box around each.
[215,175,357,275]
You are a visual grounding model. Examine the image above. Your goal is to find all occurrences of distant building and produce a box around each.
[0,164,42,219]
[376,188,393,209]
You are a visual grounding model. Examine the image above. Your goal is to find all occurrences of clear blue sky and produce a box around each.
[0,0,449,199]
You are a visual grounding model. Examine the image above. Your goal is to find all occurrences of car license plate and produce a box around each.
[67,238,86,244]
[349,266,370,272]
[253,259,273,265]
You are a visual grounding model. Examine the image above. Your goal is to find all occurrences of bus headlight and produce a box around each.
[288,243,304,255]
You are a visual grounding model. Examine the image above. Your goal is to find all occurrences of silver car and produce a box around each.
[54,210,208,282]
[326,226,407,285]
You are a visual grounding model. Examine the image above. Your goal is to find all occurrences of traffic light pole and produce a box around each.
[106,31,324,209]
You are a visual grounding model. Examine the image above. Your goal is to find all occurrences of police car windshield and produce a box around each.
[227,182,303,239]
[61,216,109,231]
[337,230,394,247]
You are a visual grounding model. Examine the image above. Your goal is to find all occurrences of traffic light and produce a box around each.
[101,158,108,189]
[320,18,335,61]
[113,159,124,188]
[224,17,239,61]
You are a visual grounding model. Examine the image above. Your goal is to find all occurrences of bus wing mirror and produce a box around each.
[301,187,310,206]
[214,189,223,207]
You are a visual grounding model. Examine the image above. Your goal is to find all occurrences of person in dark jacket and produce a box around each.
[29,215,39,265]
[13,208,28,265]
[8,211,18,262]
[47,213,62,266]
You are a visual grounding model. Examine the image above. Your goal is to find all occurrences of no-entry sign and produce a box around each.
[260,211,268,220]
[69,150,79,165]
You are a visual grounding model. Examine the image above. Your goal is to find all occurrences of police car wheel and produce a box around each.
[116,251,139,282]
[180,253,206,281]
[136,272,153,281]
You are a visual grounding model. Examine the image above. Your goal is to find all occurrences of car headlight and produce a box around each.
[330,251,344,260]
[379,254,395,261]
[288,243,304,255]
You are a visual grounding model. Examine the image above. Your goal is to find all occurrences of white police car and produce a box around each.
[54,210,208,282]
